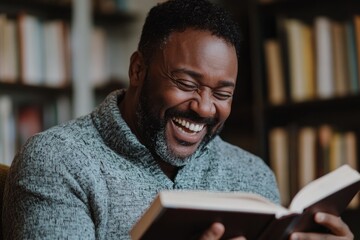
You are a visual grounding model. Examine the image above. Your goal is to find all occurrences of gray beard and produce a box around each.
[151,125,206,167]
[136,99,197,167]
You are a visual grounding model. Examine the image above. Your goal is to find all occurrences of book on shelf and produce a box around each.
[263,39,286,105]
[301,21,316,100]
[0,15,18,83]
[298,127,317,189]
[331,21,349,97]
[314,16,335,99]
[317,125,333,177]
[287,124,300,199]
[43,20,70,87]
[353,15,360,90]
[345,20,359,94]
[0,96,16,166]
[91,27,108,87]
[16,12,71,87]
[130,165,360,240]
[18,13,44,85]
[283,18,315,102]
[284,19,308,102]
[269,127,289,205]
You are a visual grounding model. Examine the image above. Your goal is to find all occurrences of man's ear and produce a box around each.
[128,51,146,87]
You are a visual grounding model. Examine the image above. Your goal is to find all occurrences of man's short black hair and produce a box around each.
[138,0,241,63]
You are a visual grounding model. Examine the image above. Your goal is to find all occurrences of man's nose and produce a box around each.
[189,89,216,118]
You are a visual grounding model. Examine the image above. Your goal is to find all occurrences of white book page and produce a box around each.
[289,165,360,212]
[161,190,290,217]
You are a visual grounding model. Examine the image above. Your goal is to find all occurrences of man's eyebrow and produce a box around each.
[171,68,203,79]
[171,69,236,88]
[217,80,235,88]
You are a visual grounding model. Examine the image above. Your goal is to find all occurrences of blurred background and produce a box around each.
[0,0,359,236]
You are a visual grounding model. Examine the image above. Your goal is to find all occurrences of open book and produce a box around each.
[130,165,360,240]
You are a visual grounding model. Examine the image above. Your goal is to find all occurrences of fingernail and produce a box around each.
[291,233,299,240]
[315,212,325,222]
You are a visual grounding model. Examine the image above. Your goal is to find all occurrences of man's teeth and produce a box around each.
[173,118,205,132]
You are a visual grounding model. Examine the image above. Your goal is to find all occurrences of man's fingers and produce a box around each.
[199,222,225,240]
[290,212,354,240]
[314,212,353,238]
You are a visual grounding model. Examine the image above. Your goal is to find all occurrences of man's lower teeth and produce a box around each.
[177,126,196,134]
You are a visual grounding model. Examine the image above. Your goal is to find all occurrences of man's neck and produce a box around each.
[119,92,141,142]
[156,158,179,181]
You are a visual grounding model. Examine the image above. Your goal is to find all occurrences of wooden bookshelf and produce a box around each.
[246,0,360,236]
[0,82,72,96]
[265,95,360,127]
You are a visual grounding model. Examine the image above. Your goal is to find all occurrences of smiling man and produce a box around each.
[122,29,238,174]
[3,0,354,240]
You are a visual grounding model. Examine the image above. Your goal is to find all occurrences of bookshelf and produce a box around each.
[247,0,360,236]
[0,0,137,166]
[0,0,73,166]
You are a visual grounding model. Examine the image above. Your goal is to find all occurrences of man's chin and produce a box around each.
[170,147,197,159]
[155,145,196,167]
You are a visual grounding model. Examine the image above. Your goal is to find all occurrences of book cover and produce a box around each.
[130,165,360,240]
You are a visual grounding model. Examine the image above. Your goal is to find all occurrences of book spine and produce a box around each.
[0,96,16,166]
[264,39,286,105]
[314,16,334,99]
[269,128,290,205]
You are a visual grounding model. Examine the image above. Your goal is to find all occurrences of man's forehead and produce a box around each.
[162,29,236,57]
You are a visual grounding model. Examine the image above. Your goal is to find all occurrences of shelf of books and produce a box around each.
[0,1,73,166]
[250,0,360,236]
[0,0,136,166]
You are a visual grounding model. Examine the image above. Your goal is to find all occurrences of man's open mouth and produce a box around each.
[172,117,205,135]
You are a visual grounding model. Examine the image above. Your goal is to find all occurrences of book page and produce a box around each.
[289,165,360,212]
[160,190,290,216]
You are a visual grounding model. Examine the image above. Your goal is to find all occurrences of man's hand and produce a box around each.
[290,212,354,240]
[199,222,246,240]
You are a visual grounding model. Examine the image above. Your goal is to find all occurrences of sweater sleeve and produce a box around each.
[3,133,98,240]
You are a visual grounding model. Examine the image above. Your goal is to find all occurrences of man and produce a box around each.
[3,0,354,239]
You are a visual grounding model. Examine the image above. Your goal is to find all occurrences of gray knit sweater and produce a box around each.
[3,90,279,240]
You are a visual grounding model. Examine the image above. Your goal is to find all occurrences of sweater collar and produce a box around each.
[91,90,150,161]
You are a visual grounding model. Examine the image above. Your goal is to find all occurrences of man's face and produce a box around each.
[136,29,238,166]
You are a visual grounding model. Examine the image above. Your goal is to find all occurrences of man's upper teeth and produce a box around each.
[173,118,204,132]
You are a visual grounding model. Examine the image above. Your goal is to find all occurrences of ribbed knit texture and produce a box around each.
[3,90,279,240]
